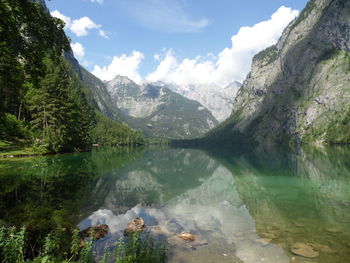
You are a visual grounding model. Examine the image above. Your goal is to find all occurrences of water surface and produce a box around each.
[1,146,349,263]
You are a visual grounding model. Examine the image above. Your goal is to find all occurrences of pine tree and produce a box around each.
[26,57,95,153]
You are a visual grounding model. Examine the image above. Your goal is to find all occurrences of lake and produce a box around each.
[0,146,350,263]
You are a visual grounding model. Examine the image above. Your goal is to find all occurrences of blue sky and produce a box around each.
[47,0,308,86]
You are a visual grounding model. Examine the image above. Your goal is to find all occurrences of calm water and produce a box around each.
[0,146,350,263]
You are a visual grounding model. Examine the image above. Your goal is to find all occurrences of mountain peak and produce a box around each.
[109,75,135,86]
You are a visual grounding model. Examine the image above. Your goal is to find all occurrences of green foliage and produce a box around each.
[0,147,144,257]
[79,237,94,263]
[114,233,167,263]
[0,0,94,153]
[42,225,69,260]
[0,0,145,153]
[70,230,80,259]
[317,48,339,64]
[0,227,167,263]
[0,0,69,120]
[0,114,28,140]
[0,140,36,157]
[0,226,25,263]
[99,247,110,263]
[26,57,95,153]
[92,113,144,146]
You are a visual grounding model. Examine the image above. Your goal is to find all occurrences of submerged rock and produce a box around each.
[309,243,337,254]
[80,224,109,240]
[323,227,340,233]
[257,232,278,239]
[294,222,305,228]
[256,238,272,247]
[290,242,319,258]
[124,217,146,236]
[166,219,184,234]
[178,232,196,241]
[168,233,208,250]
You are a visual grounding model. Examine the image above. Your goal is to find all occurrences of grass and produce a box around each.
[0,140,37,158]
[0,226,167,263]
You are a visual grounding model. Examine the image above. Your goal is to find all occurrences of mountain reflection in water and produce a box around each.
[79,146,350,263]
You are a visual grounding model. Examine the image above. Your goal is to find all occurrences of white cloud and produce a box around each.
[92,51,144,84]
[70,42,85,59]
[70,42,92,67]
[70,17,101,37]
[50,10,105,38]
[119,0,209,33]
[98,30,109,39]
[154,54,161,61]
[147,6,299,87]
[90,0,103,4]
[50,10,71,28]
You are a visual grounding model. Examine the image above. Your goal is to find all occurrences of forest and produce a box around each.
[0,0,144,155]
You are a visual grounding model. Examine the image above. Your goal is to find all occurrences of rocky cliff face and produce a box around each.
[207,0,350,146]
[156,81,241,122]
[106,76,218,139]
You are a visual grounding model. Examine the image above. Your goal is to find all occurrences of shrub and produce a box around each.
[0,114,28,140]
[114,232,167,263]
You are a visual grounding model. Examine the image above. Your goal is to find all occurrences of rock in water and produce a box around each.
[309,243,337,254]
[178,232,196,241]
[256,238,272,247]
[124,217,146,236]
[80,224,109,240]
[257,232,278,239]
[290,242,319,258]
[323,227,340,233]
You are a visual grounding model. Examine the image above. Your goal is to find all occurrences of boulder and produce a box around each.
[124,217,146,236]
[80,224,109,240]
[290,242,319,258]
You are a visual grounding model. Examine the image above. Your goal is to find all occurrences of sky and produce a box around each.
[47,0,308,87]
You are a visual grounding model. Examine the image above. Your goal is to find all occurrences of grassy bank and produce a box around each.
[0,141,37,158]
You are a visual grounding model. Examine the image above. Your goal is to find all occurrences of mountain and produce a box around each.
[205,0,350,146]
[105,76,219,139]
[65,51,219,140]
[152,81,242,122]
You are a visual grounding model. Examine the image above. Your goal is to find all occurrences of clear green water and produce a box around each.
[1,146,350,262]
